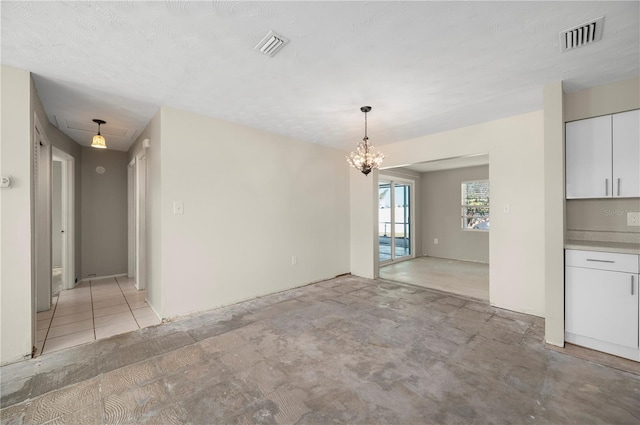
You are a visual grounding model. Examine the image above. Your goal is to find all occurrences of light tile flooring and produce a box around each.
[380,256,490,300]
[35,276,161,356]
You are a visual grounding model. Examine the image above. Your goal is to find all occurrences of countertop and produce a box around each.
[565,240,640,255]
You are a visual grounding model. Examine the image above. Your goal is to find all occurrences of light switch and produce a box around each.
[173,201,184,215]
[0,176,11,188]
[503,204,510,214]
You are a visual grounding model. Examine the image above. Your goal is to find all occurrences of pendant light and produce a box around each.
[91,119,107,149]
[346,106,385,176]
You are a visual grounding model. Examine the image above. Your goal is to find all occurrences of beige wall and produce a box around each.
[80,147,128,279]
[567,198,640,233]
[421,165,489,263]
[564,76,640,122]
[351,111,546,317]
[0,65,33,365]
[543,81,565,347]
[139,106,350,319]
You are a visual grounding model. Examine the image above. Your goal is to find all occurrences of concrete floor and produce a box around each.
[380,256,490,301]
[1,275,639,424]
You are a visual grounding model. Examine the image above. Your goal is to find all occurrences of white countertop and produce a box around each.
[565,240,640,255]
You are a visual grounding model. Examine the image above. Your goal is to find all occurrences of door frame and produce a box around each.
[134,152,147,291]
[127,158,135,278]
[377,174,416,266]
[52,146,75,291]
[33,113,52,315]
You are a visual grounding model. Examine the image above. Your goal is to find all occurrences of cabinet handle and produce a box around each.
[586,259,615,263]
[605,178,609,196]
[617,178,621,196]
[632,275,635,296]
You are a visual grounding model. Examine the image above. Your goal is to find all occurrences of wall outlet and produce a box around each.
[628,211,640,227]
[434,238,438,245]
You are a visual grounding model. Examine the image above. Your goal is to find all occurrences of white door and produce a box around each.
[566,267,639,349]
[566,115,612,199]
[612,109,640,198]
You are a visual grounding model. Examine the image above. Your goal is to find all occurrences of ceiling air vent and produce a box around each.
[255,30,289,57]
[560,16,604,52]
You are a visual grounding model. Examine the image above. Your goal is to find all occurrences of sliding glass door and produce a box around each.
[379,178,413,263]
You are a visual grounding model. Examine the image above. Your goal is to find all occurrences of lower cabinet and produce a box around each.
[565,249,640,361]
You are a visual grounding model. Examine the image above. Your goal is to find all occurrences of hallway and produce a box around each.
[36,276,160,355]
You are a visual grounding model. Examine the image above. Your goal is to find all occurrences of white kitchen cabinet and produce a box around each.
[565,249,640,361]
[613,109,640,198]
[566,115,612,199]
[566,109,640,199]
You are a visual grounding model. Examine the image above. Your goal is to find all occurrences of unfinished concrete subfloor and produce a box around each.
[1,275,639,424]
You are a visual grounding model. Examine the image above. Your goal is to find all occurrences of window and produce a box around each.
[461,180,489,231]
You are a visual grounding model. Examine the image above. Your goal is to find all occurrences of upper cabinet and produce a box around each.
[566,110,640,199]
[613,110,640,198]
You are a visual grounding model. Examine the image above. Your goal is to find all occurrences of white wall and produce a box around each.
[140,106,350,319]
[0,65,33,365]
[351,111,546,317]
[350,169,377,278]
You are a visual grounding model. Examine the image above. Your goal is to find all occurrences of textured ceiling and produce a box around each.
[2,1,639,152]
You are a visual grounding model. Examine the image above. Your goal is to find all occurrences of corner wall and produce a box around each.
[0,65,33,364]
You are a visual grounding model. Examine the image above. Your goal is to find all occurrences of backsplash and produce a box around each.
[566,198,640,233]
[567,230,640,244]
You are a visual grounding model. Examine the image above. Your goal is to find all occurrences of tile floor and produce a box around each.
[380,256,490,300]
[35,276,160,356]
[2,275,639,424]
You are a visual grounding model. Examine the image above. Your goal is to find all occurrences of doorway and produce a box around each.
[52,147,75,297]
[128,152,146,291]
[378,177,414,264]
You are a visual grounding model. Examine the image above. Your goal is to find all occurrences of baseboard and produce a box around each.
[80,273,127,282]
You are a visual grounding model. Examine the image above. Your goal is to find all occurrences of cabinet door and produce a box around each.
[566,267,638,348]
[566,115,613,199]
[613,109,640,198]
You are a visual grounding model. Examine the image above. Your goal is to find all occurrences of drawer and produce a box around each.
[565,249,639,273]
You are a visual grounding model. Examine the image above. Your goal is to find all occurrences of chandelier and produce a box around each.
[346,106,384,176]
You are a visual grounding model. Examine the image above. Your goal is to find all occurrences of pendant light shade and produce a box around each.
[346,106,384,176]
[91,119,107,149]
